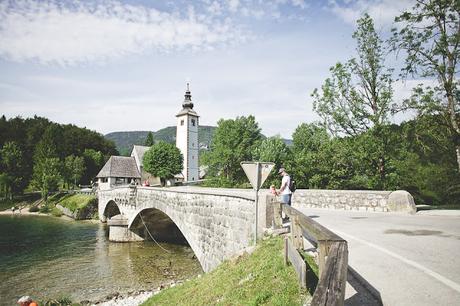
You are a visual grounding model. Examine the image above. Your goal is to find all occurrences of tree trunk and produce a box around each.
[457,145,460,173]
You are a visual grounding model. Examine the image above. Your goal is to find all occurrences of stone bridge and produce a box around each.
[98,186,266,272]
[98,186,415,272]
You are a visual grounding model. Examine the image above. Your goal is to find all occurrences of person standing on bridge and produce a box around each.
[277,168,292,205]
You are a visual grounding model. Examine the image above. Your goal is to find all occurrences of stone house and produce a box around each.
[96,156,141,190]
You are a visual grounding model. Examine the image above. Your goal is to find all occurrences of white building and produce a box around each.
[176,84,199,182]
[97,84,200,189]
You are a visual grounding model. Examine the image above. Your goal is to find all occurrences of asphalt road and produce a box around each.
[294,207,460,306]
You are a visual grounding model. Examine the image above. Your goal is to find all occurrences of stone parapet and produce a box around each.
[292,189,416,213]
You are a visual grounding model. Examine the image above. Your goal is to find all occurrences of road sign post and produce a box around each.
[241,161,275,244]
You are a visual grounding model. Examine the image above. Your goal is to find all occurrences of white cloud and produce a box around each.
[328,0,414,27]
[290,0,308,9]
[228,0,240,12]
[0,0,246,66]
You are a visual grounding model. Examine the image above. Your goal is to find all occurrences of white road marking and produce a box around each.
[335,230,460,293]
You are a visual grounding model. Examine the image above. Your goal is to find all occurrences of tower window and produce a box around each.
[191,119,196,126]
[180,120,184,126]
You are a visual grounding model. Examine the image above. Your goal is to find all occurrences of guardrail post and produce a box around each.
[291,215,304,250]
[284,237,289,265]
[318,241,329,278]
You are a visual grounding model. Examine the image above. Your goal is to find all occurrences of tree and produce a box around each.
[144,132,155,147]
[31,157,61,200]
[252,136,291,188]
[63,155,85,188]
[289,123,331,189]
[391,0,460,171]
[312,14,394,184]
[312,14,393,136]
[31,132,61,199]
[143,141,183,186]
[82,149,105,184]
[201,115,262,185]
[0,141,26,198]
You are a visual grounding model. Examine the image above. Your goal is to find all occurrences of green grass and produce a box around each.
[142,236,310,306]
[57,194,97,213]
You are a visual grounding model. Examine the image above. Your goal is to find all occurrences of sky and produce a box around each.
[0,0,418,138]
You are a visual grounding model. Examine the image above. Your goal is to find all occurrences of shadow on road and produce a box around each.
[345,265,383,306]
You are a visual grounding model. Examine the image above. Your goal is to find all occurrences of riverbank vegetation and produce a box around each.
[0,116,117,200]
[0,192,41,211]
[0,191,98,220]
[55,193,98,219]
[142,236,310,306]
[201,2,460,208]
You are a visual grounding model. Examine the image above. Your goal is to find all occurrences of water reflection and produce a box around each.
[0,215,202,305]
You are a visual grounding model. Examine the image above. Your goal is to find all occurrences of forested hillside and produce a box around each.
[105,125,217,155]
[0,115,117,199]
[105,125,293,156]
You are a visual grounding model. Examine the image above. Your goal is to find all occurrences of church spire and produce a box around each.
[183,83,194,109]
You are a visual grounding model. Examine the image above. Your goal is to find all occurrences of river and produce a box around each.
[0,215,202,305]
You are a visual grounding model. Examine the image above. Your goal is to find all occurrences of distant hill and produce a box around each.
[105,125,217,156]
[105,125,292,156]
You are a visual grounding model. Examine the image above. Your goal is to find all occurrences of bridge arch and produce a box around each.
[129,207,190,245]
[103,200,121,220]
[128,207,202,266]
[98,187,257,272]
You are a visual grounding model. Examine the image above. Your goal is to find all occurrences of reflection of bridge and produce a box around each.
[98,186,269,272]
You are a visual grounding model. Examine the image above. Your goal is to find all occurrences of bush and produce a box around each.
[51,207,63,217]
[39,205,52,214]
[29,206,39,212]
[42,297,73,306]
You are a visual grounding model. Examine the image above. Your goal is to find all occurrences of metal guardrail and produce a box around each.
[272,202,348,306]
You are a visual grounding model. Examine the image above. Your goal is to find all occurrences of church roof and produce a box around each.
[96,156,141,178]
[131,145,150,165]
[176,108,199,117]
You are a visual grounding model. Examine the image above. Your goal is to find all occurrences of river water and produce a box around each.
[0,215,202,305]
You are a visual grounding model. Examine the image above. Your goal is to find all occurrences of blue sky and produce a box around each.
[0,0,416,138]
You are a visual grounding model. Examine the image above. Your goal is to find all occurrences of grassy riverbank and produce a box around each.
[142,236,310,306]
[0,192,97,220]
[43,193,98,219]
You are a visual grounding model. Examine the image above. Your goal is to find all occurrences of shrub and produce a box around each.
[29,206,39,212]
[39,205,52,214]
[51,207,63,217]
[42,297,73,306]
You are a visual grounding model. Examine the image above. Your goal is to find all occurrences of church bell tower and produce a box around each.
[176,83,199,182]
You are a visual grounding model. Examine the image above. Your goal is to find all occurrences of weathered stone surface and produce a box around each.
[292,189,414,213]
[387,190,416,214]
[98,186,257,272]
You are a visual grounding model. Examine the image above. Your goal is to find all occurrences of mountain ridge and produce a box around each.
[105,125,292,156]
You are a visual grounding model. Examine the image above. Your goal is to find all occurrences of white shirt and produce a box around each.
[281,175,292,195]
